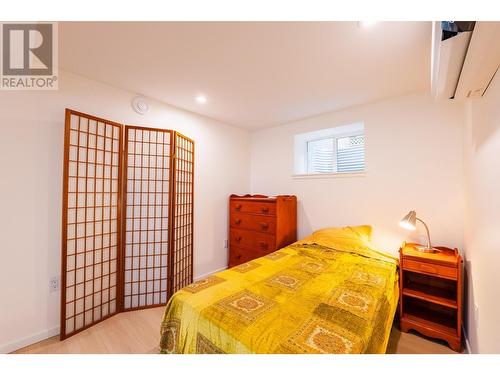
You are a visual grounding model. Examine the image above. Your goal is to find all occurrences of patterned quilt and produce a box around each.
[159,235,399,354]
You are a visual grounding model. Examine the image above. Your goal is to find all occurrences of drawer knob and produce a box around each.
[260,222,269,229]
[235,219,241,225]
[259,241,268,249]
[235,204,242,210]
[261,207,269,213]
[235,236,242,242]
[236,254,241,259]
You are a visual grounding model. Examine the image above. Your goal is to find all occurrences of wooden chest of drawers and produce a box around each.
[228,194,297,267]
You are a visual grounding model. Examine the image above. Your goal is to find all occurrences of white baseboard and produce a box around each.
[1,326,60,354]
[462,326,472,354]
[194,266,228,281]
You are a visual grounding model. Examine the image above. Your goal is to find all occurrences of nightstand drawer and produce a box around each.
[403,259,458,280]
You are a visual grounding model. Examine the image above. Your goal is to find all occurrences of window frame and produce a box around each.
[290,121,369,180]
[303,130,365,176]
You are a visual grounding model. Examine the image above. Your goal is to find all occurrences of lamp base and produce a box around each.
[415,245,439,253]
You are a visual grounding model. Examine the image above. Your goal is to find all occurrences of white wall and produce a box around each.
[251,92,465,255]
[463,72,500,354]
[0,71,250,353]
[3,68,495,353]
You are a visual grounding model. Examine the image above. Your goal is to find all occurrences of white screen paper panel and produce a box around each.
[123,127,171,310]
[61,110,121,339]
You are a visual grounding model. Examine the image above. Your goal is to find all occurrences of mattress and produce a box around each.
[159,228,399,354]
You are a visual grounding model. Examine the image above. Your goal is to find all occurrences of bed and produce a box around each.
[159,226,399,354]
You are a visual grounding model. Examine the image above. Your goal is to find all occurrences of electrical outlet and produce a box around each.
[49,276,60,292]
[223,239,228,249]
[473,303,479,324]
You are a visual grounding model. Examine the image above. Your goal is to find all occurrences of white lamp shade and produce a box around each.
[399,210,417,231]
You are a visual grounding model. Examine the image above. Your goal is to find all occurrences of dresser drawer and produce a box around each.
[230,213,276,234]
[403,259,458,280]
[228,246,258,267]
[253,232,276,252]
[230,228,276,252]
[230,200,276,216]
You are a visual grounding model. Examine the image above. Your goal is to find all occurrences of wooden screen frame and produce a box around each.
[169,132,195,294]
[61,110,194,339]
[121,126,174,311]
[60,109,124,339]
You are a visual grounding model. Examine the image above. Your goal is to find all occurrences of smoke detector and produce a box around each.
[131,96,149,115]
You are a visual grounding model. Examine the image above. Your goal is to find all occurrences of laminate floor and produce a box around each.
[11,307,461,354]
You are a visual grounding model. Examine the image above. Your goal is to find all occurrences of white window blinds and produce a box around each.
[307,138,334,173]
[306,134,365,174]
[336,135,365,172]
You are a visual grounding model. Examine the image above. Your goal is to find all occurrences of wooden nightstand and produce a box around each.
[399,242,463,352]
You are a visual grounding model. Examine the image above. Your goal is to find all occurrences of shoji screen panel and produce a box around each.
[61,109,122,339]
[170,132,195,293]
[122,127,172,310]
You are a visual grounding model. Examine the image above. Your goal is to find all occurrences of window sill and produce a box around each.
[292,172,366,180]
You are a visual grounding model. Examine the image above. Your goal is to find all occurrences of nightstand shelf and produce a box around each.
[399,242,463,352]
[402,311,457,337]
[403,280,458,309]
[403,297,457,333]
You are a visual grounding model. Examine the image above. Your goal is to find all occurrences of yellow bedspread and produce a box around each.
[159,227,399,354]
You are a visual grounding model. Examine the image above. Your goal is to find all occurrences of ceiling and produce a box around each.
[59,22,431,130]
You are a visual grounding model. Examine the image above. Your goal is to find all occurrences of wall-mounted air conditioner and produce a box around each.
[431,21,500,100]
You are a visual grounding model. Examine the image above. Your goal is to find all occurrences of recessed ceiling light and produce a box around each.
[195,95,207,104]
[358,21,379,28]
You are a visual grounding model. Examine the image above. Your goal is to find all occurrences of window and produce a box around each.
[294,123,365,176]
[336,134,365,172]
[307,138,334,173]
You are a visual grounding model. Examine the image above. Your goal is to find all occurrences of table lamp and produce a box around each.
[399,210,438,253]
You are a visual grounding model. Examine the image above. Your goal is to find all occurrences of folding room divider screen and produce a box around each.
[60,109,194,339]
